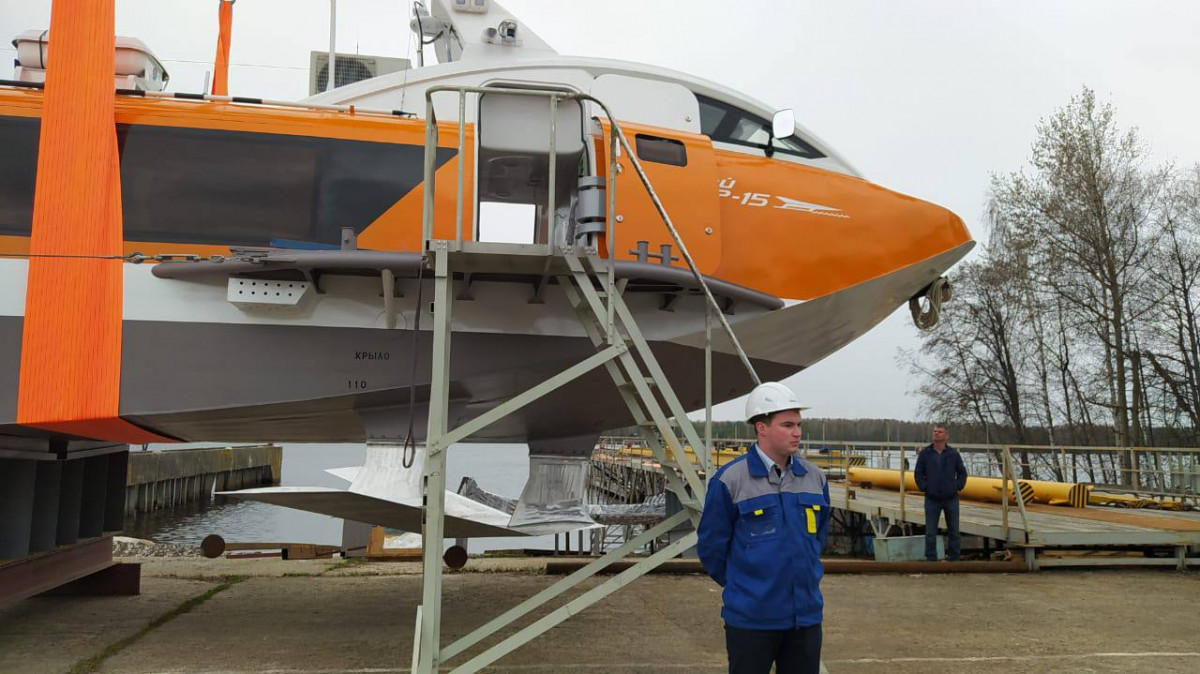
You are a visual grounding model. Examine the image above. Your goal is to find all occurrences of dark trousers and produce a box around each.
[924,496,961,560]
[725,623,822,674]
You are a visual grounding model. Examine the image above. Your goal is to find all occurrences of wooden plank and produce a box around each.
[281,544,339,560]
[1036,556,1192,568]
[1027,529,1193,546]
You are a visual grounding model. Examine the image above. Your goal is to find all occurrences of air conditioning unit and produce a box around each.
[309,52,410,95]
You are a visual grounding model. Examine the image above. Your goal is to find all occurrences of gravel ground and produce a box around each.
[112,536,202,558]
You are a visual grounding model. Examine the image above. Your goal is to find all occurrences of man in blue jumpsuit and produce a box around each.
[914,423,968,561]
[698,382,829,674]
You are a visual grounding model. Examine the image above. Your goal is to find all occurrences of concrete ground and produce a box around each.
[2,556,1198,673]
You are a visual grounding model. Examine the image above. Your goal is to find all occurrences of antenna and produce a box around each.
[327,0,337,92]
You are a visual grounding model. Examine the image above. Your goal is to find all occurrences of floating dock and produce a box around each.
[831,482,1200,569]
[591,438,1200,570]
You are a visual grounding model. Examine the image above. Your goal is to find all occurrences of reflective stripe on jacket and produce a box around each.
[696,445,830,630]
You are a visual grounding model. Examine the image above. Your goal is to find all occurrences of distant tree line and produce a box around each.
[611,419,1118,445]
[907,87,1200,481]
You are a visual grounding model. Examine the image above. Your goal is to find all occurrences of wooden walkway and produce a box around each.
[830,482,1200,568]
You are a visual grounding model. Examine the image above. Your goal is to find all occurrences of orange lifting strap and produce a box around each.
[17,0,171,443]
[211,0,235,96]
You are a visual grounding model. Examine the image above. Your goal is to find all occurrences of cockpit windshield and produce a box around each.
[697,94,824,159]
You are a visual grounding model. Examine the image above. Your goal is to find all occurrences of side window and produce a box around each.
[730,116,772,146]
[0,116,454,245]
[0,116,39,237]
[635,134,687,167]
[115,124,444,246]
[695,94,824,159]
[698,97,732,138]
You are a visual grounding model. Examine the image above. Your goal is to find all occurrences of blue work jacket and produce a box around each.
[914,444,968,500]
[696,445,830,630]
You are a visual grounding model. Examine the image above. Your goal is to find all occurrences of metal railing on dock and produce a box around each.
[591,436,1200,570]
[593,436,1200,506]
[788,440,1200,506]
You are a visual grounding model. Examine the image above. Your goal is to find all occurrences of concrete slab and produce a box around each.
[129,556,341,579]
[821,570,1200,673]
[97,574,726,673]
[2,559,1198,673]
[321,556,549,577]
[0,577,215,674]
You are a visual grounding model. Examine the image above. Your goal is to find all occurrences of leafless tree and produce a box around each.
[1141,165,1200,441]
[986,88,1170,481]
[910,88,1199,476]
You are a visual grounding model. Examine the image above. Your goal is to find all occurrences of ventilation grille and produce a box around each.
[308,52,410,95]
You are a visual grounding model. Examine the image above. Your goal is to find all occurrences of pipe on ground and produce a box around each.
[542,558,1027,575]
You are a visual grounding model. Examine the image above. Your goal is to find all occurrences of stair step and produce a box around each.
[618,377,658,391]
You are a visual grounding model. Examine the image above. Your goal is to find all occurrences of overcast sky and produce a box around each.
[3,1,1198,421]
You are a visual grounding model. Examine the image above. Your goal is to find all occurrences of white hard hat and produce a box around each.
[745,382,807,423]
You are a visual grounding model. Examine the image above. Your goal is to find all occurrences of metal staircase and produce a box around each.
[411,85,762,673]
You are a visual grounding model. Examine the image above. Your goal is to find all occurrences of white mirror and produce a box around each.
[771,109,796,139]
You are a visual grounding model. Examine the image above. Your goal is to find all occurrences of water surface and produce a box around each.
[124,443,555,552]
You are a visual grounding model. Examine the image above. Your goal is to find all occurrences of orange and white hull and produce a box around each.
[0,37,972,451]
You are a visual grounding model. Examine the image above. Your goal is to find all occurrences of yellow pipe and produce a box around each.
[849,468,1095,508]
[847,467,917,491]
[1018,479,1092,508]
[613,445,863,471]
[848,467,1031,504]
[616,445,1089,509]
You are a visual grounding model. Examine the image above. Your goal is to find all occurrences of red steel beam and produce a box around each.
[0,535,120,606]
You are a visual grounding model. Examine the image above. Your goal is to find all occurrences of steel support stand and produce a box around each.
[440,510,690,662]
[704,304,713,478]
[416,247,452,673]
[571,254,707,503]
[558,277,698,523]
[409,254,709,673]
[454,532,699,674]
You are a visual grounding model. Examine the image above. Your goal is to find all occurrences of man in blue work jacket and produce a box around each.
[914,423,968,561]
[698,382,829,674]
